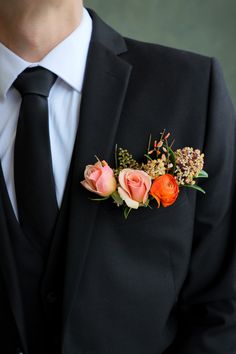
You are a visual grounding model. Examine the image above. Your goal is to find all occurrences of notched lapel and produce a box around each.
[74,40,132,173]
[62,26,132,333]
[0,166,27,352]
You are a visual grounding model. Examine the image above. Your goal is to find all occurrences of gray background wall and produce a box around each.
[84,0,236,106]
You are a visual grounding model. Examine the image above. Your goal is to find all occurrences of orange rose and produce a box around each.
[150,174,179,208]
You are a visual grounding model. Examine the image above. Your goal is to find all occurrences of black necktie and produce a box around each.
[13,66,58,251]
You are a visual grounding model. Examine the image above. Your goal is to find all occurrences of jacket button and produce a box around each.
[46,291,57,304]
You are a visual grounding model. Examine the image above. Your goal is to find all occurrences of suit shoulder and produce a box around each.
[123,37,212,78]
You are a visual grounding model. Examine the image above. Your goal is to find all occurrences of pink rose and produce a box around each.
[81,160,117,197]
[118,169,152,209]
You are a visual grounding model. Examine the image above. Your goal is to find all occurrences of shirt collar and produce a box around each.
[0,7,92,98]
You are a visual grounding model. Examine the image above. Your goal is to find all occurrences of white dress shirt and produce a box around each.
[0,7,92,218]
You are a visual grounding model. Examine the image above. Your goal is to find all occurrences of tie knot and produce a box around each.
[13,66,57,98]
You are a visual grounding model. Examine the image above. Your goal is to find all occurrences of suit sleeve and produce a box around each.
[166,58,236,353]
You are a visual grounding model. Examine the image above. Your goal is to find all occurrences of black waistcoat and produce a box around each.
[0,158,73,354]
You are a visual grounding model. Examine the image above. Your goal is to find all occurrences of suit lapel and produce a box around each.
[62,10,132,330]
[0,165,27,352]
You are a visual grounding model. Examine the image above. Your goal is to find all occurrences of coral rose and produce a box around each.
[118,169,152,209]
[81,160,117,197]
[150,174,179,207]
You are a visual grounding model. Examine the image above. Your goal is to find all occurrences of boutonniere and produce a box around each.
[81,130,208,218]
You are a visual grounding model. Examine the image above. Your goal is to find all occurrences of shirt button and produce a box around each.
[46,291,57,304]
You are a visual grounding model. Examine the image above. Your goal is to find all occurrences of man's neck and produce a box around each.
[0,0,83,62]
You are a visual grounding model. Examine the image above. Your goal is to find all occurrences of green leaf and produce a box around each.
[124,207,132,219]
[115,144,118,170]
[147,134,152,154]
[167,146,176,174]
[147,204,153,210]
[197,170,208,178]
[111,191,123,206]
[143,198,150,208]
[183,184,206,194]
[89,196,110,202]
[144,153,153,161]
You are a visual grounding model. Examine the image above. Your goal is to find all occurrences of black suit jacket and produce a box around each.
[1,8,236,354]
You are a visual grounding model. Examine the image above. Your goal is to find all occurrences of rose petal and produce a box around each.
[118,169,152,205]
[96,170,117,196]
[118,186,139,209]
[102,164,115,177]
[128,182,146,203]
[118,169,132,197]
[81,180,97,194]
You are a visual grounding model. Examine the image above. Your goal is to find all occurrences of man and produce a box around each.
[0,0,235,353]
